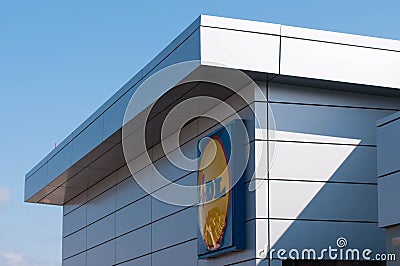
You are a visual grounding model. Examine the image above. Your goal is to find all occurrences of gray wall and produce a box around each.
[377,113,400,227]
[62,83,400,266]
[376,111,400,266]
[62,155,199,266]
[262,83,400,266]
[61,87,260,266]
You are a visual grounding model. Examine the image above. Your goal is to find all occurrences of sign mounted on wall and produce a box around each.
[197,121,246,259]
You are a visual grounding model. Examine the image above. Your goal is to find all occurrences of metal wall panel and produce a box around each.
[269,141,377,184]
[377,119,400,176]
[117,255,151,266]
[200,27,280,73]
[269,220,385,259]
[72,116,104,164]
[280,37,400,89]
[378,172,400,227]
[62,252,86,266]
[63,205,87,237]
[87,240,116,266]
[24,164,48,201]
[62,228,86,259]
[269,102,395,145]
[151,240,197,266]
[245,179,268,220]
[268,83,400,110]
[281,24,400,51]
[87,186,116,224]
[115,225,151,264]
[103,89,135,141]
[87,214,116,249]
[201,15,281,36]
[24,163,48,200]
[151,172,196,221]
[116,196,151,236]
[47,144,73,184]
[269,180,378,222]
[87,173,116,201]
[152,156,192,191]
[116,176,147,209]
[63,190,87,215]
[151,207,197,252]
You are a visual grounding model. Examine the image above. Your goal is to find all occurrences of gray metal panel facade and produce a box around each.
[377,112,400,231]
[261,83,398,264]
[377,128,400,266]
[61,88,261,265]
[60,82,400,266]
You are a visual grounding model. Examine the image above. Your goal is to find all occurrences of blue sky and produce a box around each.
[0,0,399,265]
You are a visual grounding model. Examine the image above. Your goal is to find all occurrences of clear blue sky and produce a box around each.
[0,1,399,265]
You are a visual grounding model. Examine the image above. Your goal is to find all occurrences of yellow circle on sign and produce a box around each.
[198,137,230,251]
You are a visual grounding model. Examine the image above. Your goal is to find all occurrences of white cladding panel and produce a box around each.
[280,36,400,89]
[200,26,280,73]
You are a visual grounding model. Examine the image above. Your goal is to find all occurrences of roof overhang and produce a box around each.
[25,15,400,205]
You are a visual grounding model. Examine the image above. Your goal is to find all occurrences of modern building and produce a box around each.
[24,15,400,266]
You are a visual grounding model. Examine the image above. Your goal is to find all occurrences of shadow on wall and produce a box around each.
[265,131,386,262]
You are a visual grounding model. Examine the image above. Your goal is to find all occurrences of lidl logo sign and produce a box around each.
[197,122,245,258]
[198,136,230,251]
